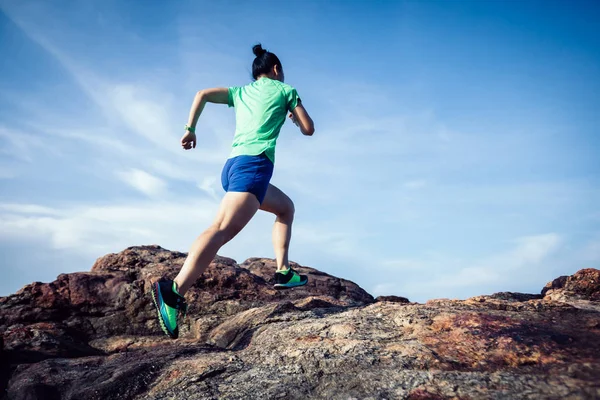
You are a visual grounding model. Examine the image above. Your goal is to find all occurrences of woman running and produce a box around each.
[151,44,315,339]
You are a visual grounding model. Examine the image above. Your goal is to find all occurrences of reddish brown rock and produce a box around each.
[1,247,598,400]
[375,295,411,303]
[0,246,373,366]
[3,322,102,364]
[487,291,542,302]
[542,268,600,302]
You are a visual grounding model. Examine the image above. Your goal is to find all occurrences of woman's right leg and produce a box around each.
[260,184,295,271]
[174,191,260,295]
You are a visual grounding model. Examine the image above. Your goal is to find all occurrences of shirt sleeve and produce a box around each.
[228,87,240,108]
[287,88,301,112]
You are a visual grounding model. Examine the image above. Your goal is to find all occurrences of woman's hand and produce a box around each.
[180,130,196,150]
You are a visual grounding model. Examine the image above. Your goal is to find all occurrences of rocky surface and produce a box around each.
[1,246,599,399]
[542,268,600,304]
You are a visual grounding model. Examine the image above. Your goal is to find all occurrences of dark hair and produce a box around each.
[252,44,282,80]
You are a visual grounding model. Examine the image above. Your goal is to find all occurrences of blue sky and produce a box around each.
[0,0,598,302]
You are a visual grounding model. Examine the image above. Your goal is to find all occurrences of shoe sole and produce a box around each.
[151,283,178,339]
[274,279,308,290]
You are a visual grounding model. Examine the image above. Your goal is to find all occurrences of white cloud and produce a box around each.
[374,233,564,300]
[149,159,191,181]
[40,126,134,155]
[0,204,62,215]
[0,126,57,162]
[509,233,562,265]
[432,234,562,288]
[106,83,174,150]
[197,176,220,201]
[115,168,167,197]
[0,199,219,256]
[0,6,225,167]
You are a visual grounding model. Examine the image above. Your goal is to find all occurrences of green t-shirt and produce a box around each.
[227,77,300,164]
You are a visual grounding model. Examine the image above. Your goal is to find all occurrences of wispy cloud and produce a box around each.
[105,83,178,153]
[0,4,226,166]
[509,233,562,265]
[0,204,63,215]
[39,126,135,155]
[0,126,58,162]
[197,176,220,201]
[373,233,564,300]
[0,199,218,256]
[115,168,168,198]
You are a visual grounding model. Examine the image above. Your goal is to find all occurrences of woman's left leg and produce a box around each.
[260,183,307,288]
[260,184,295,271]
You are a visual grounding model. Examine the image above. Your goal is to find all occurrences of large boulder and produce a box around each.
[0,246,374,365]
[1,247,598,400]
[542,268,600,302]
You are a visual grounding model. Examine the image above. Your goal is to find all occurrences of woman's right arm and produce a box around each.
[187,88,229,130]
[289,101,315,136]
[181,88,229,150]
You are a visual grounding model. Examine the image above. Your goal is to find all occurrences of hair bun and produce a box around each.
[252,44,267,57]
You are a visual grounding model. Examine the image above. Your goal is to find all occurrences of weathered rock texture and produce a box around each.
[1,246,599,399]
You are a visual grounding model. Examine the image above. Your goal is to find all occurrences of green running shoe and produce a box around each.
[151,279,187,339]
[274,267,308,289]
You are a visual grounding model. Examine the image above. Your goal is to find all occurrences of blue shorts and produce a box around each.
[221,153,274,204]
